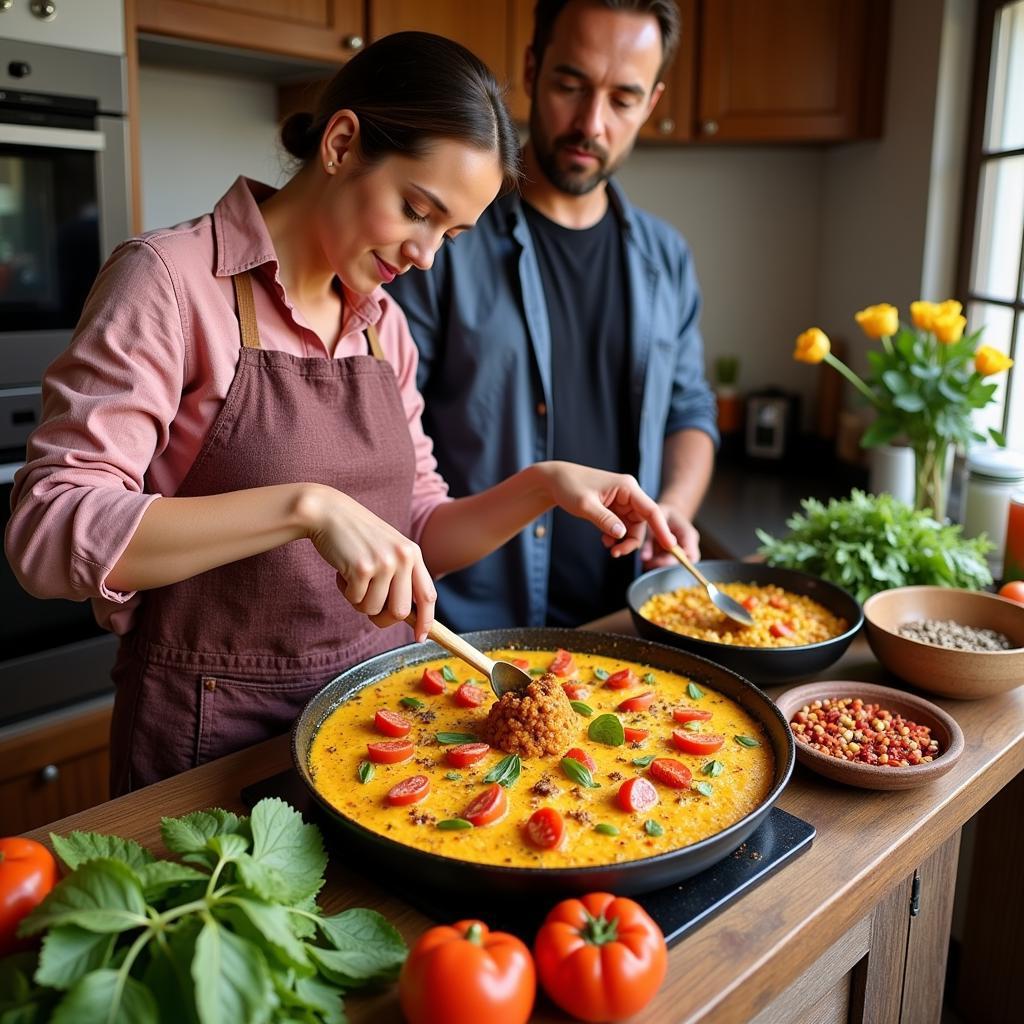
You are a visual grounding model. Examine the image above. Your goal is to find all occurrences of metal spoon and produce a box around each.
[668,545,755,628]
[406,614,532,697]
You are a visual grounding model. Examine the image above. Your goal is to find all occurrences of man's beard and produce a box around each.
[530,107,625,196]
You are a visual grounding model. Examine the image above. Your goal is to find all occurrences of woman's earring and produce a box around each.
[327,160,335,169]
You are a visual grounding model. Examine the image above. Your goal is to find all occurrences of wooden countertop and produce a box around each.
[26,614,1024,1024]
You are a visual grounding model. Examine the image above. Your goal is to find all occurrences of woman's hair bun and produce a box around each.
[280,110,317,159]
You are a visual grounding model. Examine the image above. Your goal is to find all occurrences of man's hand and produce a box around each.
[641,503,700,569]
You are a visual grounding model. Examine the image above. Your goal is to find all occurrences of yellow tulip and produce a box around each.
[975,345,1014,376]
[854,303,899,339]
[910,301,939,330]
[936,299,962,318]
[794,327,830,364]
[933,311,966,344]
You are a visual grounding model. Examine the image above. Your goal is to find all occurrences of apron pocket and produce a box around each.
[196,673,326,768]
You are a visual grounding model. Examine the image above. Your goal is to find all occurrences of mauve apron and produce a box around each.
[109,271,416,794]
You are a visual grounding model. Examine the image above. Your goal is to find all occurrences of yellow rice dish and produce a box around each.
[639,582,847,647]
[308,649,774,868]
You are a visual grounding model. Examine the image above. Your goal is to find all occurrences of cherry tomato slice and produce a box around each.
[617,691,655,713]
[672,707,713,723]
[511,658,531,670]
[562,747,597,773]
[445,742,491,768]
[648,758,693,789]
[770,620,795,639]
[421,668,446,694]
[769,594,790,610]
[617,777,660,813]
[526,807,566,850]
[671,730,725,755]
[742,595,759,612]
[374,709,412,737]
[605,668,638,689]
[454,682,487,708]
[464,783,508,827]
[367,739,415,764]
[624,727,649,743]
[562,683,590,701]
[549,649,577,677]
[386,775,430,806]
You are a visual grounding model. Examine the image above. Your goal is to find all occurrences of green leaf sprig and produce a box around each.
[482,754,521,788]
[587,714,625,747]
[560,758,601,789]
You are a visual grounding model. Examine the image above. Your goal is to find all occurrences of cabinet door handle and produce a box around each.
[702,119,720,136]
[342,34,364,51]
[30,0,57,20]
[656,117,675,135]
[40,764,60,783]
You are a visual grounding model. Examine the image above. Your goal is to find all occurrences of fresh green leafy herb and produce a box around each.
[734,735,760,748]
[483,754,522,788]
[644,820,664,837]
[441,665,457,683]
[436,819,473,831]
[694,781,714,797]
[687,681,705,700]
[593,667,610,681]
[682,720,702,731]
[702,759,725,777]
[570,700,594,717]
[560,757,601,789]
[357,760,374,784]
[435,732,477,745]
[643,672,657,684]
[399,696,424,710]
[529,667,547,676]
[588,713,625,746]
[11,798,406,1024]
[756,489,993,602]
[631,755,656,768]
[444,772,462,781]
[594,823,620,837]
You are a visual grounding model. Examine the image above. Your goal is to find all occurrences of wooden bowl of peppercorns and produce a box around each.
[863,586,1024,699]
[774,681,964,790]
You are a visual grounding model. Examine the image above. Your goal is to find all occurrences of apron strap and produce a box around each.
[232,272,263,350]
[366,323,386,361]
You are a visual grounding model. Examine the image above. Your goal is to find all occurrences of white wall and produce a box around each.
[138,65,290,231]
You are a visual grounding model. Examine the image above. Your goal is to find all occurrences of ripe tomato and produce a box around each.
[386,775,430,807]
[648,758,693,789]
[769,594,790,610]
[534,892,667,1022]
[624,726,649,743]
[616,777,659,813]
[617,691,655,713]
[562,683,590,701]
[400,919,535,1024]
[511,658,531,670]
[366,739,415,764]
[421,668,446,694]
[374,709,412,737]
[445,742,491,768]
[464,783,508,827]
[549,649,576,677]
[742,595,759,612]
[671,730,724,755]
[526,808,566,850]
[604,668,638,689]
[998,580,1024,605]
[454,682,487,708]
[770,620,795,639]
[672,707,712,724]
[562,747,597,773]
[0,838,58,957]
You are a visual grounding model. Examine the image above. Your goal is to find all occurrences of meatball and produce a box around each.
[482,672,577,758]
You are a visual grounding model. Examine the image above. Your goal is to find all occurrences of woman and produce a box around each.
[5,32,679,795]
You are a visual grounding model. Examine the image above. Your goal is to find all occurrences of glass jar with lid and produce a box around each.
[962,446,1024,577]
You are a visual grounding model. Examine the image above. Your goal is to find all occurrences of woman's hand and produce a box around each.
[298,484,436,640]
[534,462,678,557]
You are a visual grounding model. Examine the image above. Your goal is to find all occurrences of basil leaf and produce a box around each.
[593,667,610,681]
[682,720,702,731]
[193,919,275,1024]
[436,818,473,831]
[161,809,248,856]
[735,735,760,748]
[435,732,478,745]
[644,820,664,837]
[701,759,725,777]
[632,755,656,767]
[399,696,424,710]
[529,667,547,676]
[135,861,208,902]
[313,908,407,986]
[357,760,374,784]
[594,823,619,836]
[49,969,158,1024]
[49,832,155,873]
[236,798,326,904]
[588,713,625,746]
[444,771,462,781]
[35,926,115,991]
[483,754,522,788]
[221,896,311,970]
[441,665,457,683]
[643,672,657,684]
[570,700,594,717]
[694,781,714,797]
[687,681,705,700]
[560,757,601,789]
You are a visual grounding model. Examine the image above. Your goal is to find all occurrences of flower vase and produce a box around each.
[913,440,951,519]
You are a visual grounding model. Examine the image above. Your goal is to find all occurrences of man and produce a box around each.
[387,0,717,629]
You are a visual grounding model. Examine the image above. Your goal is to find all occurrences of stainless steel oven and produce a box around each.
[1,40,130,726]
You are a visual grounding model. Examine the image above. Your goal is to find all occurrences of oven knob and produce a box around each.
[0,1,13,11]
[8,61,31,79]
[30,0,57,21]
[40,764,60,783]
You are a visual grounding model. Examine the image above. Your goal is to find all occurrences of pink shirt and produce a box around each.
[5,177,450,635]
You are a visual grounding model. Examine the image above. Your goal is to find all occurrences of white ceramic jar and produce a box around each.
[962,446,1024,575]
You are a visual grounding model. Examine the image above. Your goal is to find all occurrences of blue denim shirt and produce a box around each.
[387,180,718,630]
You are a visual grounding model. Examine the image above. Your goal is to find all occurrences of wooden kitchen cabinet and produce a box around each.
[134,0,365,63]
[0,702,111,835]
[640,0,697,142]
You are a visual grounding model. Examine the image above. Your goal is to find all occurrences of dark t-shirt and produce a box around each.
[522,200,638,626]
